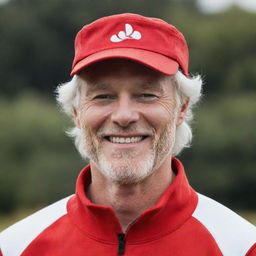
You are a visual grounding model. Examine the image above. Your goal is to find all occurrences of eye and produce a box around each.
[140,94,158,99]
[93,94,115,100]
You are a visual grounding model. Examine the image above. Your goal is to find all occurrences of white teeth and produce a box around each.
[109,136,144,144]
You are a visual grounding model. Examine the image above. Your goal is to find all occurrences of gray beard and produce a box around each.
[81,118,176,185]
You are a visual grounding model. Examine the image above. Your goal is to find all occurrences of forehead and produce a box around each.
[79,59,171,90]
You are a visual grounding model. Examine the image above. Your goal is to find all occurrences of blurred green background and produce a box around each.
[0,0,256,230]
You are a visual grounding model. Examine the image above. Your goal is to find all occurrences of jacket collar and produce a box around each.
[67,157,198,244]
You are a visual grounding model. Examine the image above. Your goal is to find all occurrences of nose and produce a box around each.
[111,94,139,127]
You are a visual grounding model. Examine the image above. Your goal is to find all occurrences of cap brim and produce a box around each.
[71,48,179,76]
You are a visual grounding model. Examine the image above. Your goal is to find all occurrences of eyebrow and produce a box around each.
[84,83,110,96]
[139,81,164,93]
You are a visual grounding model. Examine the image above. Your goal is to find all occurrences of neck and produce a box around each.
[87,157,174,232]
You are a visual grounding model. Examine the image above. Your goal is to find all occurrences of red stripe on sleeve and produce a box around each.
[246,243,256,256]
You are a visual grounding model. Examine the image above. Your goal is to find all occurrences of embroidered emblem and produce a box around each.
[110,24,142,42]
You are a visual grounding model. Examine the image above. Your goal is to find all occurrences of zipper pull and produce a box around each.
[117,233,125,255]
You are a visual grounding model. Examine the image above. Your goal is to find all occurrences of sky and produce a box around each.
[197,0,256,13]
[0,0,8,5]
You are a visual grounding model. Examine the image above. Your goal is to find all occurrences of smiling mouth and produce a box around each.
[105,136,148,144]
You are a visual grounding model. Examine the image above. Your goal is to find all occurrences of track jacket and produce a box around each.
[1,158,256,255]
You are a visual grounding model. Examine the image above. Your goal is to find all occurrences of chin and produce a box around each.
[97,154,156,185]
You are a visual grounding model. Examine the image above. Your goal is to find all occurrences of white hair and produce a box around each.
[56,70,203,159]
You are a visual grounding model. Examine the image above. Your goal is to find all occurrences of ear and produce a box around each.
[72,107,81,128]
[176,98,190,127]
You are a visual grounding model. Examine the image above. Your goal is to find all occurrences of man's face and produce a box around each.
[74,59,185,184]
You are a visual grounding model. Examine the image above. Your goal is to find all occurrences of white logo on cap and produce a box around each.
[110,24,142,42]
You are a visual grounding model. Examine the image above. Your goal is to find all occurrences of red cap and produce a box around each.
[71,13,189,76]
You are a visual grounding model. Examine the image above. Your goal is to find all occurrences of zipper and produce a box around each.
[117,233,126,255]
[116,218,139,254]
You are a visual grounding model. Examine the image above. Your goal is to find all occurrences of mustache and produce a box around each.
[97,124,155,137]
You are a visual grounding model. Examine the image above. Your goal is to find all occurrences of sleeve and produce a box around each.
[246,243,256,256]
[0,248,3,256]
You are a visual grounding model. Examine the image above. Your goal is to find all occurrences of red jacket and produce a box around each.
[1,158,256,255]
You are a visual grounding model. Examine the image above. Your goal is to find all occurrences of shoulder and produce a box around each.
[192,193,256,256]
[0,195,73,256]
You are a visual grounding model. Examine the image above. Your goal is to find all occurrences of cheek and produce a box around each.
[142,102,177,130]
[79,105,111,131]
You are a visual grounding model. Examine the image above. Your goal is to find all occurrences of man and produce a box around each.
[0,13,255,256]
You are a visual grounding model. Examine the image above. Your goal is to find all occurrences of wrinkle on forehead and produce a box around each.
[83,79,166,97]
[78,59,175,97]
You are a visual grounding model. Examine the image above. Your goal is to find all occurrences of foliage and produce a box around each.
[0,93,85,213]
[0,0,188,96]
[0,0,255,213]
[0,92,255,213]
[1,2,256,97]
[183,93,256,209]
